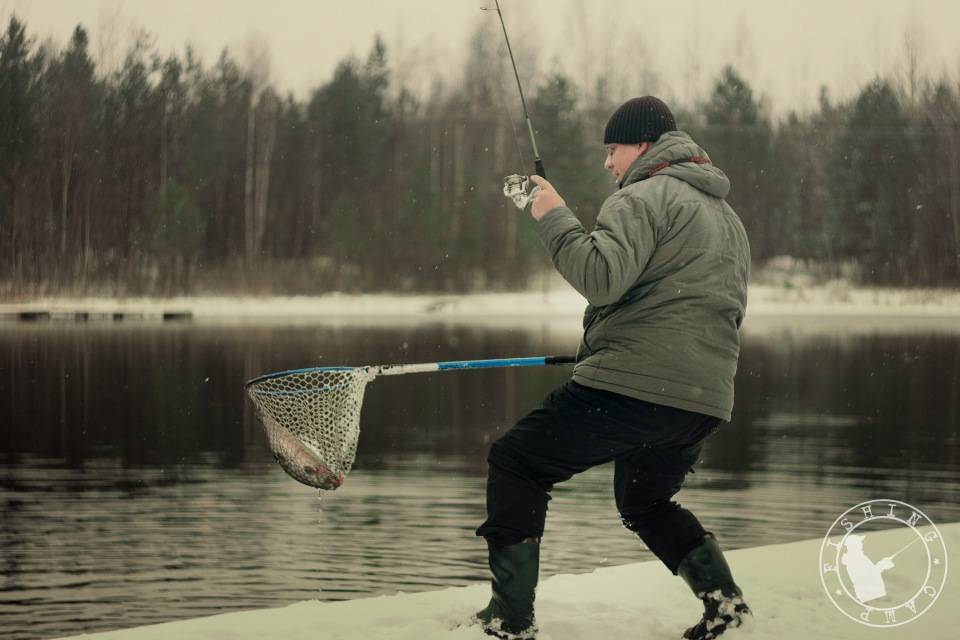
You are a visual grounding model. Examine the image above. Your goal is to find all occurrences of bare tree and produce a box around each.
[240,30,272,267]
[252,88,277,265]
[681,7,706,107]
[728,12,757,79]
[94,0,125,78]
[564,0,599,97]
[899,3,926,106]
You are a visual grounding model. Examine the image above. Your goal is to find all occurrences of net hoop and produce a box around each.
[246,367,376,490]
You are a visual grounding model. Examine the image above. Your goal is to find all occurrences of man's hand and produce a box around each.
[529,175,566,220]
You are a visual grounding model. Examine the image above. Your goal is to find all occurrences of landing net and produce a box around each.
[246,368,374,490]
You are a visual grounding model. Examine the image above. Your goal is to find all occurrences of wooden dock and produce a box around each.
[0,309,193,322]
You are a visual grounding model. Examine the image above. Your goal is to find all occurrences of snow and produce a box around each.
[3,283,960,325]
[59,522,959,640]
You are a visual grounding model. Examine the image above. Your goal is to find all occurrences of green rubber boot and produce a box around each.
[474,537,539,639]
[677,533,752,640]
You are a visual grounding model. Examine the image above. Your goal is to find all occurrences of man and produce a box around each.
[473,96,752,639]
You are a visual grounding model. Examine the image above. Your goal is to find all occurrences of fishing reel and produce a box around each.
[502,174,541,210]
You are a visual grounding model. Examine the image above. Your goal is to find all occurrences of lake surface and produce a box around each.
[2,316,959,639]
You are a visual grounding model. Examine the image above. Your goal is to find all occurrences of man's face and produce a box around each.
[604,143,649,181]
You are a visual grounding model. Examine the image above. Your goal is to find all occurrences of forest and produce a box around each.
[0,15,958,296]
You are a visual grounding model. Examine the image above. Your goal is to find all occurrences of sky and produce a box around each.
[4,0,960,118]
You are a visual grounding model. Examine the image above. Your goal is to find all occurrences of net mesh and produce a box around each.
[246,368,374,490]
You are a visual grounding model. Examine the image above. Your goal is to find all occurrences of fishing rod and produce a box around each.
[880,534,923,563]
[482,0,545,210]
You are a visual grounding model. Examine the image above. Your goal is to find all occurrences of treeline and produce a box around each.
[0,16,958,296]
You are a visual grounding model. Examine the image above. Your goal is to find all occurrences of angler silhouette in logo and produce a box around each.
[841,534,895,602]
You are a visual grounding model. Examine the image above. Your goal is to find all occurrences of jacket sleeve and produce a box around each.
[534,193,657,307]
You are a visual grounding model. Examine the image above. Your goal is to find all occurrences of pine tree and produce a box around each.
[530,69,608,244]
[701,66,775,263]
[0,16,42,286]
[837,79,917,284]
[911,81,960,284]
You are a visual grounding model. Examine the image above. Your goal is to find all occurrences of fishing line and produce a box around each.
[494,38,530,173]
[485,0,544,179]
[482,0,547,210]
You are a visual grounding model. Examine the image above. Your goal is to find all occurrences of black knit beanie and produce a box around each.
[603,96,676,144]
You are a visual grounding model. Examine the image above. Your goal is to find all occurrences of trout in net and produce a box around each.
[260,411,344,490]
[246,367,369,490]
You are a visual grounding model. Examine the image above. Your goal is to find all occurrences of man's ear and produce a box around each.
[638,142,651,156]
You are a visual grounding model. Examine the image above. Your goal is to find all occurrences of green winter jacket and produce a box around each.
[535,130,750,421]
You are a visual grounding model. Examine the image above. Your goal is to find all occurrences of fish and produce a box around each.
[258,411,345,490]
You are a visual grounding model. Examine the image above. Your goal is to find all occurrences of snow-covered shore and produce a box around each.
[3,284,960,323]
[60,522,958,639]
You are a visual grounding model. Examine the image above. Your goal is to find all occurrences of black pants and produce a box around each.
[476,381,721,575]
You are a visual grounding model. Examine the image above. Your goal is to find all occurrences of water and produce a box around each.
[2,316,959,639]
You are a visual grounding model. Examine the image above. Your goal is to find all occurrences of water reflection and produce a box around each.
[1,318,959,639]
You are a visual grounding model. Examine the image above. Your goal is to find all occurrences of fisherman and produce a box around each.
[474,96,753,639]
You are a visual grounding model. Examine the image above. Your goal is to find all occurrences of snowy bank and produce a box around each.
[3,284,960,324]
[61,522,959,640]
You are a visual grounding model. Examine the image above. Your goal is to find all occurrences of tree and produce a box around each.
[898,4,927,107]
[143,179,204,292]
[912,81,960,284]
[771,87,849,267]
[240,32,273,268]
[836,79,917,283]
[44,26,102,279]
[530,68,608,241]
[266,96,310,261]
[99,33,158,289]
[243,85,278,268]
[209,50,249,264]
[701,66,776,262]
[297,36,399,289]
[0,16,43,284]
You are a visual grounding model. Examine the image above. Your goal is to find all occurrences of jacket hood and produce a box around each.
[619,130,730,199]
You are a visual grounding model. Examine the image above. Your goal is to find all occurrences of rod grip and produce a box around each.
[545,355,576,365]
[534,159,546,179]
